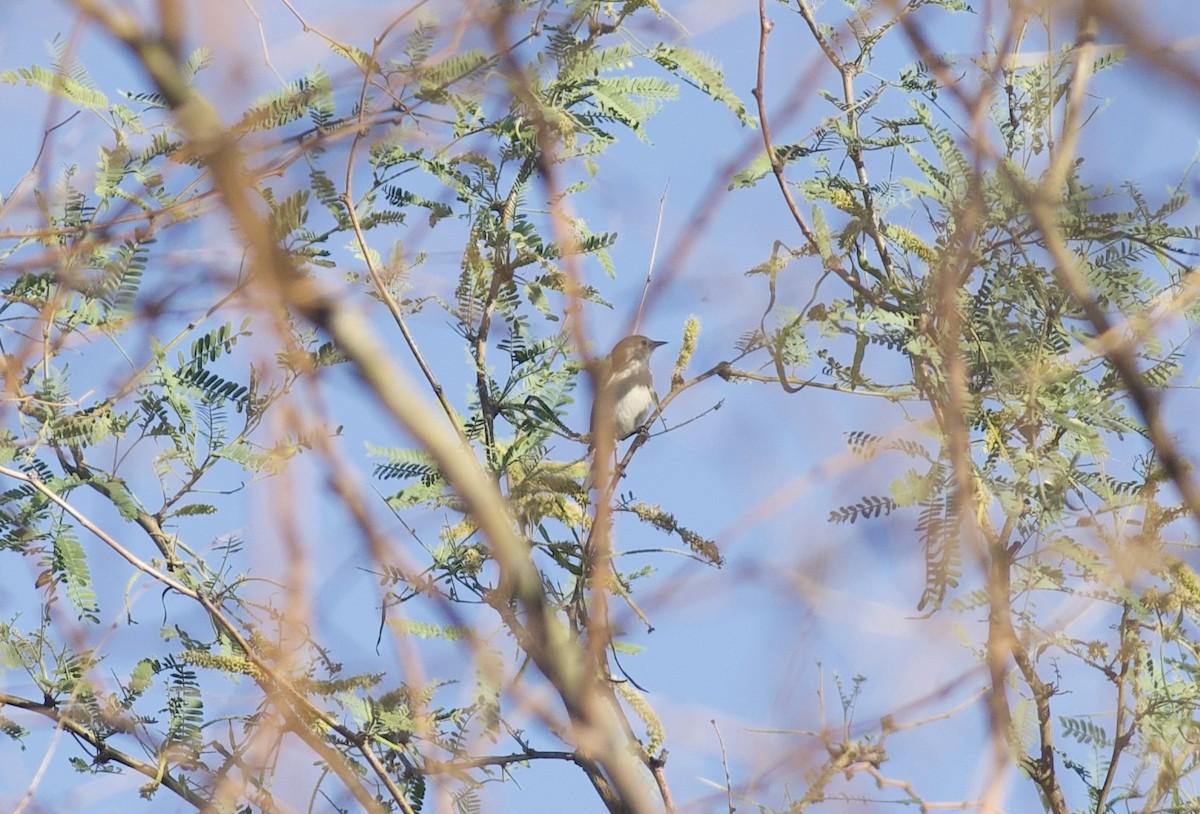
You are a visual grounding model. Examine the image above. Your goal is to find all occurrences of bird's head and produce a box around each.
[609,335,667,368]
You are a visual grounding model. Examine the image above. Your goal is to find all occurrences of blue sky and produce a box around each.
[4,1,1200,812]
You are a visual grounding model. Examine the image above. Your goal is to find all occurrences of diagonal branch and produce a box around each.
[0,691,211,811]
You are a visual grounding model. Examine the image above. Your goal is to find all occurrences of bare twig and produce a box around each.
[711,720,736,814]
[633,181,668,334]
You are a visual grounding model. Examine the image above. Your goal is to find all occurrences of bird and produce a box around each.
[586,335,666,489]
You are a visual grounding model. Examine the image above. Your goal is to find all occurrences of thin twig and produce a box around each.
[633,181,668,334]
[711,720,735,814]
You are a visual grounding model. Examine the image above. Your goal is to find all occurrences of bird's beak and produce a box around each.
[651,340,668,348]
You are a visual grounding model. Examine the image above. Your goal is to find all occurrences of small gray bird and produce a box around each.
[587,335,666,489]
